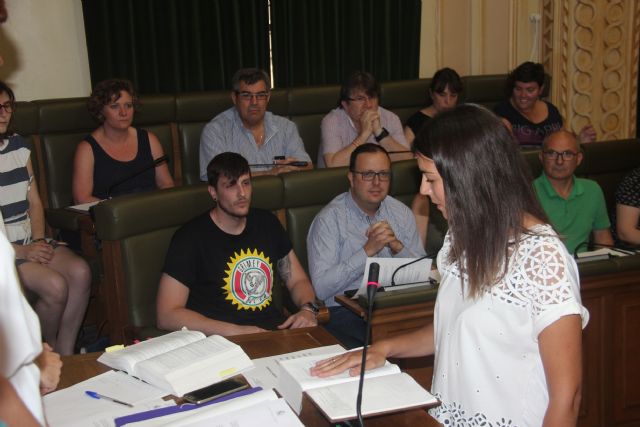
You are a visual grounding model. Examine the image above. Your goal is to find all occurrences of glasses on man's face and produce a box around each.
[347,95,375,103]
[236,91,269,102]
[0,102,14,113]
[351,170,391,181]
[542,150,578,161]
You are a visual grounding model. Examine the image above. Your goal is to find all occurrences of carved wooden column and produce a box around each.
[542,0,640,140]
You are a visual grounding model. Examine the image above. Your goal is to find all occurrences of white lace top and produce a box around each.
[429,224,589,426]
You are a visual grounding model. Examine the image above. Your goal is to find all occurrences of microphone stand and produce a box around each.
[106,155,168,198]
[356,262,380,426]
[390,255,431,287]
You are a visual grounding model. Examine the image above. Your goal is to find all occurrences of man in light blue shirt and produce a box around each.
[199,68,312,180]
[307,144,425,347]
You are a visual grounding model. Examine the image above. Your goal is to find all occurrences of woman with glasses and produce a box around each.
[404,67,462,146]
[72,79,174,204]
[312,104,588,426]
[0,80,90,356]
[319,71,411,168]
[495,61,596,147]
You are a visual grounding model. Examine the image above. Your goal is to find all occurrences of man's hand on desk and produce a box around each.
[277,309,317,330]
[36,343,62,395]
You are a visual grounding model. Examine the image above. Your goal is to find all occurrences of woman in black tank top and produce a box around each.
[72,79,174,203]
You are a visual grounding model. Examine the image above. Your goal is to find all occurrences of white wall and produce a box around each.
[0,0,91,100]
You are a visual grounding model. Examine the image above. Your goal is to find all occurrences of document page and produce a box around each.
[354,257,433,298]
[44,371,171,427]
[166,398,302,427]
[136,335,253,396]
[277,351,400,413]
[244,344,344,390]
[127,389,278,427]
[67,200,102,213]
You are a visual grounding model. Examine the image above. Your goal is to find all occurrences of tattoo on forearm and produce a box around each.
[278,255,292,282]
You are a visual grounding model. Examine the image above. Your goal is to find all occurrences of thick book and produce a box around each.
[306,372,439,422]
[277,351,437,417]
[97,330,253,397]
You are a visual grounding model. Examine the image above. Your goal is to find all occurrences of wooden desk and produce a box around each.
[59,327,440,427]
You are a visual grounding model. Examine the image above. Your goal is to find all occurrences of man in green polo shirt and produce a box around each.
[533,130,613,254]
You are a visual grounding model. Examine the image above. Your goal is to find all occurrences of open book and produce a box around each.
[277,351,437,418]
[97,330,253,397]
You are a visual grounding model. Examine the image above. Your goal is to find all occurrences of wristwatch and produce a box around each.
[300,300,322,316]
[374,127,389,142]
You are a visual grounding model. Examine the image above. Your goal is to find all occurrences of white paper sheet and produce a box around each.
[243,344,344,390]
[354,257,433,298]
[44,371,171,427]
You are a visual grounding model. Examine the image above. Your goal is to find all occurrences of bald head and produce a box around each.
[542,129,580,152]
[540,129,583,182]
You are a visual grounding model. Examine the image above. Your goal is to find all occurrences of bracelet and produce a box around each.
[32,238,46,243]
[300,302,319,316]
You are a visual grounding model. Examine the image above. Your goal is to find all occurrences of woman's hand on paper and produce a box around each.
[309,347,387,378]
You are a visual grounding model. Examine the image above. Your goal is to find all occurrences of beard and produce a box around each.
[216,199,249,219]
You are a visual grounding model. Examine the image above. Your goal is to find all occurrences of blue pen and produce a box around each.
[85,390,134,407]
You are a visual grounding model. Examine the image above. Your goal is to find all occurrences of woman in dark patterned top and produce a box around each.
[403,67,462,146]
[614,167,640,246]
[494,61,596,147]
[72,79,174,203]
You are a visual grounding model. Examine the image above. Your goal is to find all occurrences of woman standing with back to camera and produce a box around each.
[312,104,588,426]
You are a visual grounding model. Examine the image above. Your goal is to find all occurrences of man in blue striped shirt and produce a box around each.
[307,144,425,348]
[199,68,312,179]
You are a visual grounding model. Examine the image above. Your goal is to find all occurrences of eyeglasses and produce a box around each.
[236,91,269,101]
[351,170,391,181]
[0,102,14,113]
[542,150,579,161]
[347,95,375,103]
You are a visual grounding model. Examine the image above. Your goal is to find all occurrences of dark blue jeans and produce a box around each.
[323,306,367,349]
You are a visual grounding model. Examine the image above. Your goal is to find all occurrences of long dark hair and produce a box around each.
[414,104,547,297]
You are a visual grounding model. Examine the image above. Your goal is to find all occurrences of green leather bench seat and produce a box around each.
[26,75,518,212]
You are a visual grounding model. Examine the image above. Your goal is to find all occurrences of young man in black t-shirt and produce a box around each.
[157,152,319,335]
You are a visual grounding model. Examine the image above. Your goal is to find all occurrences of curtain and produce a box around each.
[82,0,269,94]
[270,0,421,87]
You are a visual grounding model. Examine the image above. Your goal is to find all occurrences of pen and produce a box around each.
[85,390,134,407]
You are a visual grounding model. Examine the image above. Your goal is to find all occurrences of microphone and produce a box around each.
[356,262,380,426]
[248,161,309,168]
[106,155,168,198]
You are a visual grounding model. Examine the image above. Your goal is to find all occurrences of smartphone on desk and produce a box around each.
[183,378,248,404]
